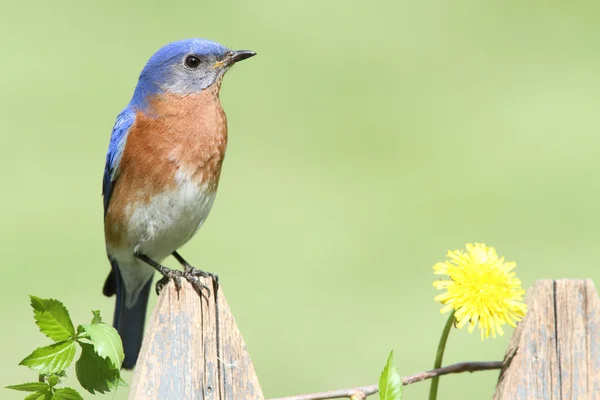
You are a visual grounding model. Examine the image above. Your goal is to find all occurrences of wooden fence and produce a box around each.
[129,279,600,399]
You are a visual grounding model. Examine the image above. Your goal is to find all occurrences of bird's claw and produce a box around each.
[183,265,217,300]
[154,266,215,301]
[185,264,218,281]
[155,270,182,295]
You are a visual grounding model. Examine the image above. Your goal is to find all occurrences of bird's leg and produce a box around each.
[134,253,184,295]
[172,251,222,397]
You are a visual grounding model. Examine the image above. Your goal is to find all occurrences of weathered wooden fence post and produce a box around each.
[129,279,264,400]
[128,277,600,399]
[494,279,600,399]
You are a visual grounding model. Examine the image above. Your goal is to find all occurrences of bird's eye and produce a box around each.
[185,55,201,68]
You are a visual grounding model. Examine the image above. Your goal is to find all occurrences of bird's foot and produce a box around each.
[172,251,219,299]
[185,264,219,283]
[134,253,208,297]
[154,268,211,300]
[181,266,213,299]
[155,269,182,295]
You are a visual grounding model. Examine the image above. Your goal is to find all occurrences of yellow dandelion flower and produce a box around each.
[433,243,527,339]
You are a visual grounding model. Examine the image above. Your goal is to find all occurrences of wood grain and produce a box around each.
[129,279,264,400]
[494,279,600,399]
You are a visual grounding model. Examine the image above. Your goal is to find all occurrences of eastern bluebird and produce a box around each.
[101,38,255,369]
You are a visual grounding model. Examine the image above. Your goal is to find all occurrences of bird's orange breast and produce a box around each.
[104,83,228,248]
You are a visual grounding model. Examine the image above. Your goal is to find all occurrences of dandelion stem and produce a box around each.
[429,310,456,400]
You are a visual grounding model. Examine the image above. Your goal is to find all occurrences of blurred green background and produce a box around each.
[2,0,600,399]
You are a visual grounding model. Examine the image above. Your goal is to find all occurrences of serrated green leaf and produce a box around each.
[75,342,120,394]
[51,388,84,400]
[6,382,49,392]
[78,320,124,369]
[30,296,75,342]
[20,340,77,374]
[378,351,403,400]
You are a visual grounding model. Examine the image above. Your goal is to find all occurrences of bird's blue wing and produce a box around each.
[102,107,149,369]
[103,108,136,215]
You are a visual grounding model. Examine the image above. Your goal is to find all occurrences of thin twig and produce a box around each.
[268,361,503,400]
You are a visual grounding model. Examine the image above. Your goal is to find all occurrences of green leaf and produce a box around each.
[6,382,49,392]
[378,351,403,400]
[75,342,119,394]
[24,391,52,400]
[78,314,124,369]
[30,296,75,341]
[20,340,77,374]
[52,388,84,400]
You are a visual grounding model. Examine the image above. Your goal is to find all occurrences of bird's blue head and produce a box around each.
[129,38,255,109]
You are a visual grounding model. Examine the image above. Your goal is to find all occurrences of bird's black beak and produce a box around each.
[221,50,256,67]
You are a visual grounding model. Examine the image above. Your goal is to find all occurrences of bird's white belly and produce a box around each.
[127,179,216,261]
[106,175,216,306]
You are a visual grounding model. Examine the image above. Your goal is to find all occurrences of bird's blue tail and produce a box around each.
[103,259,152,369]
